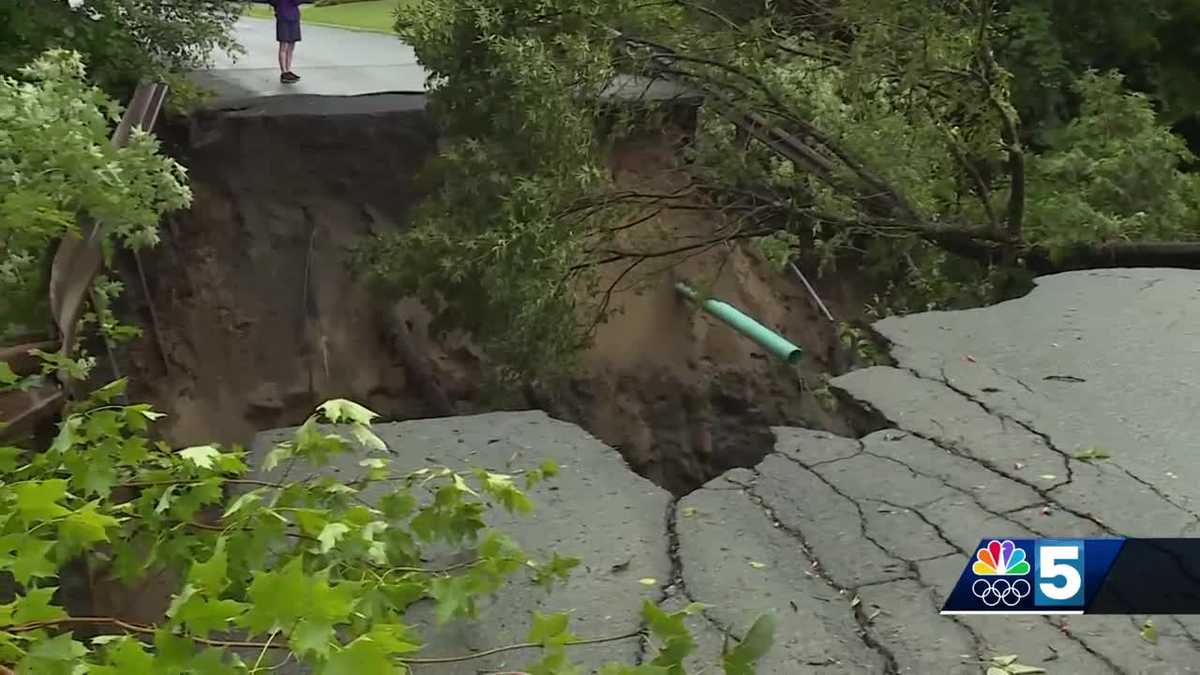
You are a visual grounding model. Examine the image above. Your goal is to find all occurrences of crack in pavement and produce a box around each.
[768,454,992,666]
[929,364,1074,490]
[903,363,1200,649]
[836,372,1114,535]
[649,499,733,664]
[862,447,1042,519]
[833,362,1200,664]
[875,496,1125,673]
[732,467,902,674]
[920,362,1200,528]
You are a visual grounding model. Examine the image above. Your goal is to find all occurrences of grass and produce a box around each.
[243,1,405,34]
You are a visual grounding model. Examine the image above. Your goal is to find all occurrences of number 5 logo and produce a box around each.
[1035,540,1085,607]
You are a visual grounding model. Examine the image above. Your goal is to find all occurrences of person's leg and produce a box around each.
[277,41,287,74]
[285,42,295,73]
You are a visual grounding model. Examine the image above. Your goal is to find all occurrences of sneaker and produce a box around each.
[286,71,301,82]
[280,72,299,83]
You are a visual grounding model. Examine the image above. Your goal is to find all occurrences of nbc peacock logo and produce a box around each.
[973,539,1031,576]
[970,539,1032,608]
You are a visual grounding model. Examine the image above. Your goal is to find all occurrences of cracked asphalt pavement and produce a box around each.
[254,268,1200,673]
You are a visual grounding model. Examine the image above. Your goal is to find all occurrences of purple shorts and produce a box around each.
[277,19,301,43]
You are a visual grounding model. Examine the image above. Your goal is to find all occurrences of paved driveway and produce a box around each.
[192,17,427,104]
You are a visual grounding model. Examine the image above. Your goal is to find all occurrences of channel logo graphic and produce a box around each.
[969,539,1032,609]
[942,538,1116,615]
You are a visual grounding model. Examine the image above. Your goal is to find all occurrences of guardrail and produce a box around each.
[0,81,169,441]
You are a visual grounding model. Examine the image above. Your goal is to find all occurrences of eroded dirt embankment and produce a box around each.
[125,95,875,494]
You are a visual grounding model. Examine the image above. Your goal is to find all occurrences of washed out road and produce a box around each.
[251,269,1200,673]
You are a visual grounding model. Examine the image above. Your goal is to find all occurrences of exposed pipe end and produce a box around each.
[784,348,803,365]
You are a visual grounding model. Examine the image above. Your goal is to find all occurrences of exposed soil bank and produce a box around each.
[126,95,875,495]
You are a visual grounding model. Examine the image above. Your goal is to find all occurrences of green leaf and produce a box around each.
[13,586,67,623]
[180,444,221,469]
[642,601,695,670]
[530,552,580,588]
[321,637,396,675]
[0,362,18,386]
[429,574,474,624]
[479,470,534,513]
[1008,665,1048,674]
[319,399,379,425]
[723,613,776,675]
[1141,618,1159,644]
[291,619,336,657]
[11,538,57,585]
[364,623,422,655]
[241,558,357,634]
[93,636,154,674]
[1072,446,1112,461]
[222,489,263,518]
[58,501,120,551]
[528,611,574,645]
[318,523,351,554]
[88,378,128,404]
[49,417,81,454]
[14,480,71,522]
[188,537,229,597]
[262,443,294,472]
[351,423,387,452]
[175,597,248,635]
[17,633,86,674]
[0,446,24,472]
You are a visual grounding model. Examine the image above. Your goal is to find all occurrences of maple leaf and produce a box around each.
[179,445,221,469]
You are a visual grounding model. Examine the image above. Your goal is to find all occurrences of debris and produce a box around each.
[1040,505,1052,516]
[1140,618,1158,644]
[1072,447,1112,462]
[1014,462,1026,470]
[986,654,1046,674]
[963,355,977,363]
[610,560,630,573]
[749,561,767,569]
[638,577,657,586]
[1044,375,1086,383]
[850,595,861,608]
[680,506,698,517]
[1039,474,1057,481]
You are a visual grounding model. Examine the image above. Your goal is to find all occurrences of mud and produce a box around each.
[123,98,876,495]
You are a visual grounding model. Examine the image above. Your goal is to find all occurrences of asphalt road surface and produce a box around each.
[252,269,1200,673]
[192,17,427,105]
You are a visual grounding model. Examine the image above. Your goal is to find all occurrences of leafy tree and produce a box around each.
[0,372,773,672]
[0,49,192,338]
[1000,0,1200,138]
[0,0,241,96]
[363,0,1200,374]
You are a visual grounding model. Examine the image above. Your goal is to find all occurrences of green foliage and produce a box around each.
[0,49,192,335]
[357,0,689,377]
[0,0,241,95]
[1001,0,1200,133]
[372,0,1200,356]
[1026,70,1200,248]
[0,374,773,672]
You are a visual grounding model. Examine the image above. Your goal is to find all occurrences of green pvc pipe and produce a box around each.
[675,282,803,364]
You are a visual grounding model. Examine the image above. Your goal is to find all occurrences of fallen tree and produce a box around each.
[360,0,1200,375]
